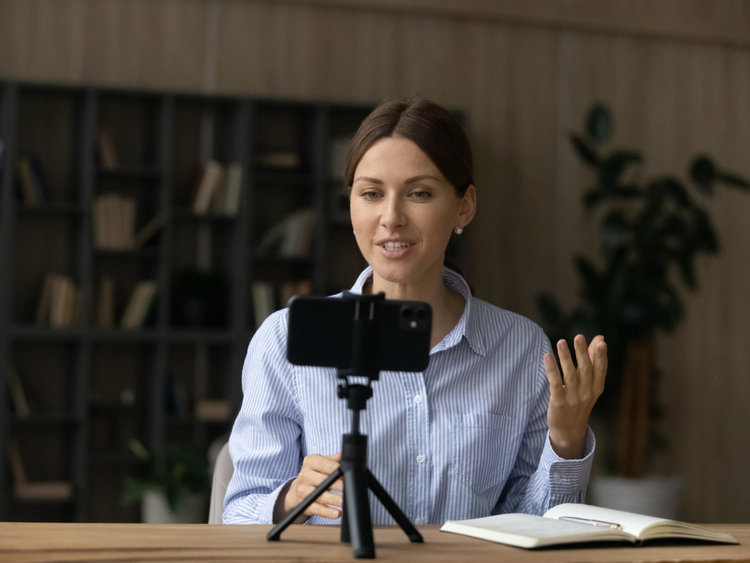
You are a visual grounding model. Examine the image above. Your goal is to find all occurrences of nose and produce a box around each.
[381,194,408,230]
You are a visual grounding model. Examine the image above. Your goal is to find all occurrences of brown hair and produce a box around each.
[344,98,473,197]
[344,97,475,294]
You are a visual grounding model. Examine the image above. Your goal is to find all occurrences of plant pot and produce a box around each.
[590,475,682,519]
[141,490,208,524]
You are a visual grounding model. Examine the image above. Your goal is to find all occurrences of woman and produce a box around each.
[223,98,607,526]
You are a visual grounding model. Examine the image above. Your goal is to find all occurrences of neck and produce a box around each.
[365,263,466,350]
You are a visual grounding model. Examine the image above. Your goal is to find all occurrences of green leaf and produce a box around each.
[718,172,750,191]
[693,208,719,253]
[586,104,613,142]
[583,189,603,208]
[615,185,641,199]
[600,151,642,189]
[661,178,690,207]
[570,134,599,167]
[601,211,628,249]
[128,438,151,462]
[574,256,600,286]
[690,156,716,194]
[677,253,697,289]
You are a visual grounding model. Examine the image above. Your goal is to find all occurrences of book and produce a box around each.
[35,272,58,325]
[194,399,232,422]
[5,364,32,417]
[93,193,138,250]
[257,208,316,258]
[5,437,73,501]
[120,281,158,329]
[97,129,119,169]
[255,151,300,169]
[134,213,164,248]
[252,281,275,328]
[279,208,316,258]
[223,162,243,216]
[16,157,40,205]
[279,279,313,308]
[192,160,225,215]
[440,503,738,549]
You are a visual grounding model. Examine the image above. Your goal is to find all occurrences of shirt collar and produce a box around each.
[349,266,486,357]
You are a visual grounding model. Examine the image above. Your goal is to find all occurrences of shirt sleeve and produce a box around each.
[223,310,304,524]
[492,334,596,516]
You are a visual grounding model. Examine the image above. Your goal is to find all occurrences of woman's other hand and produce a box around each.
[544,334,607,459]
[277,452,343,521]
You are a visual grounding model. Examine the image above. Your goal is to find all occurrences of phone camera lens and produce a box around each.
[416,309,425,319]
[402,308,412,317]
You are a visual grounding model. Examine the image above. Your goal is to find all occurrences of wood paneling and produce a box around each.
[1,0,749,522]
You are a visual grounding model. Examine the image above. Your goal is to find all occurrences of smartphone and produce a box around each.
[286,295,432,373]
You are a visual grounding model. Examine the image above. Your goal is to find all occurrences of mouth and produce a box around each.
[376,240,414,258]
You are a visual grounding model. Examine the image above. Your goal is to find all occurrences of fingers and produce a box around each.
[544,353,564,397]
[592,340,608,396]
[293,453,344,520]
[573,334,593,394]
[556,339,578,393]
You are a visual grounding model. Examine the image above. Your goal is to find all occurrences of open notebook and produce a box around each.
[440,503,738,549]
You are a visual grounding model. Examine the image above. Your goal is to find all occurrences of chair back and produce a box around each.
[208,442,233,524]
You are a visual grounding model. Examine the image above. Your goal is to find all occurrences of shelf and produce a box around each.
[9,326,87,340]
[88,452,140,466]
[10,413,80,426]
[167,416,233,426]
[97,166,162,180]
[166,330,236,343]
[253,254,314,265]
[171,209,237,223]
[16,202,85,215]
[0,81,374,523]
[93,247,161,259]
[89,328,160,342]
[255,169,315,186]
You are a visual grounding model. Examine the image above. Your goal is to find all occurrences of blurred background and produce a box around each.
[0,0,749,525]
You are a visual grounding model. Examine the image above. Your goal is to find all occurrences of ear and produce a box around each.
[457,184,477,228]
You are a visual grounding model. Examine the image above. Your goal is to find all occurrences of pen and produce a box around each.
[558,517,622,530]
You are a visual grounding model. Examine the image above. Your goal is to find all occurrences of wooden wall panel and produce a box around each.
[1,0,749,522]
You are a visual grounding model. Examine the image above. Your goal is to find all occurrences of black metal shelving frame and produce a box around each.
[0,81,374,522]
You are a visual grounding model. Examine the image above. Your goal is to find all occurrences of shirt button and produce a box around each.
[552,472,562,483]
[415,517,423,524]
[414,395,422,404]
[416,454,425,464]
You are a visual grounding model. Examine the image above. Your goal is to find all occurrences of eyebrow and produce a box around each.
[352,174,441,185]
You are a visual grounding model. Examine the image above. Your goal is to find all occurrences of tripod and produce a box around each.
[267,292,424,559]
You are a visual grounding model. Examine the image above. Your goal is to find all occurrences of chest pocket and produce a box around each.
[450,413,517,496]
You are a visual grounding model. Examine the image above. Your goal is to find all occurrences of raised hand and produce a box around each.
[544,334,607,459]
[280,452,344,520]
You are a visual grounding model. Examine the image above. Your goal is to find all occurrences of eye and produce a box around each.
[410,190,431,200]
[360,190,381,200]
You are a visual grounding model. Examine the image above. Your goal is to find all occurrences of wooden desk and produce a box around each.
[0,523,748,562]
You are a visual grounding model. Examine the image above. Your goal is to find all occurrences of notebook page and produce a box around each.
[544,503,666,537]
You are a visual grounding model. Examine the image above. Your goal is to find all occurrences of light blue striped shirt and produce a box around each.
[224,266,595,525]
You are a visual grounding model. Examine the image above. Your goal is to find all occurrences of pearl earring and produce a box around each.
[454,226,463,235]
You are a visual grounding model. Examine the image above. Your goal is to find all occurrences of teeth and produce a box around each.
[383,242,410,249]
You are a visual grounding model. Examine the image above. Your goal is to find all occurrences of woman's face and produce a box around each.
[350,136,475,288]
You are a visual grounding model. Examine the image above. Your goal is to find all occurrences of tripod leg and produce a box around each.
[340,487,350,543]
[344,464,375,559]
[367,469,423,543]
[267,467,343,541]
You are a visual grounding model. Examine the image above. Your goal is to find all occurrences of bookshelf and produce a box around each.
[0,81,375,522]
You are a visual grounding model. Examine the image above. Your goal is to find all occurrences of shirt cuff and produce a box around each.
[539,427,596,494]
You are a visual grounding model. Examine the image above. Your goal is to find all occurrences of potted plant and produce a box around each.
[122,438,211,524]
[537,104,749,516]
